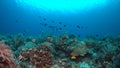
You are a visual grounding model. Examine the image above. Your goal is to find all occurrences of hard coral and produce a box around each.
[0,41,16,68]
[20,47,53,68]
[71,41,89,56]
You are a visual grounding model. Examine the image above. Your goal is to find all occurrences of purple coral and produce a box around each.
[0,41,16,68]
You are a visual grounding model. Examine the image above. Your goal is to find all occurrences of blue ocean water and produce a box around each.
[0,0,120,38]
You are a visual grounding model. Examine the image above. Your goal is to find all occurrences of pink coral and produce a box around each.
[0,41,16,68]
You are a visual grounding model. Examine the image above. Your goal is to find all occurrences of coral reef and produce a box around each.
[0,34,120,68]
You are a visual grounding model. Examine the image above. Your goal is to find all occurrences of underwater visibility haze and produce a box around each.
[0,0,120,68]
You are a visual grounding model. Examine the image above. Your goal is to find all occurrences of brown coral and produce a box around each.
[0,41,16,68]
[20,47,53,68]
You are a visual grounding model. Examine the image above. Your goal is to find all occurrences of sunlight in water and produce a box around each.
[16,0,109,13]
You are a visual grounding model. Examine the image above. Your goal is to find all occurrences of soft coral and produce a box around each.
[0,41,16,68]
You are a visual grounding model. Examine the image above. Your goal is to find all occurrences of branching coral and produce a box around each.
[0,41,16,68]
[20,47,53,68]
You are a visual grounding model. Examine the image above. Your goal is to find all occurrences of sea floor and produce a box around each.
[0,34,120,68]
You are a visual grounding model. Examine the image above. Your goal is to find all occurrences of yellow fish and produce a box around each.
[71,55,76,59]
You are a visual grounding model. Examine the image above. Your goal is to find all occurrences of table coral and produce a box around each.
[71,41,89,56]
